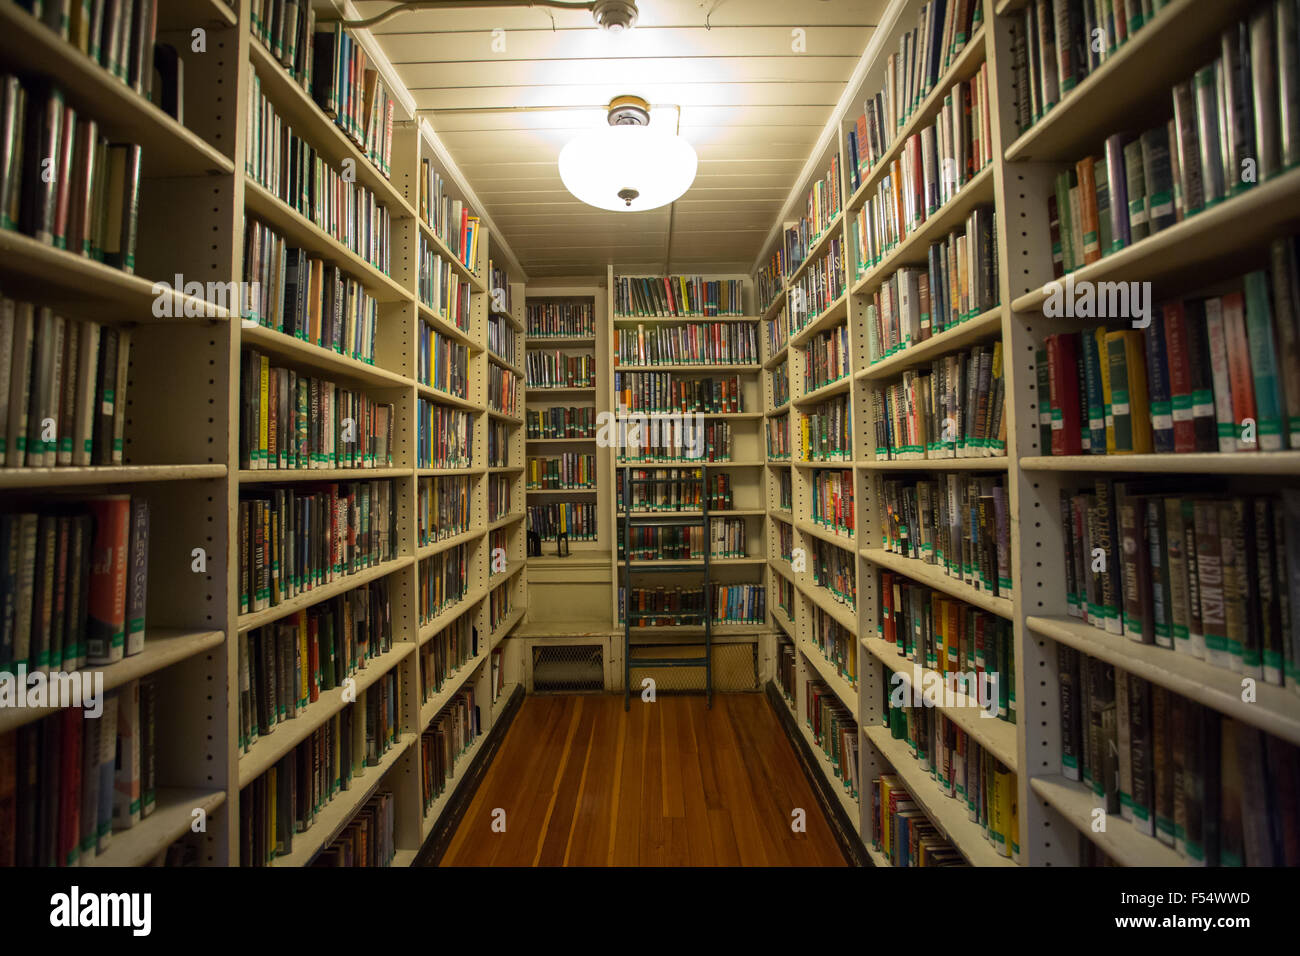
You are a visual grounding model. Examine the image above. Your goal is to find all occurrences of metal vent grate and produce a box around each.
[629,643,758,693]
[532,645,604,693]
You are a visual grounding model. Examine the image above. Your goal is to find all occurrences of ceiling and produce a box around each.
[353,0,887,278]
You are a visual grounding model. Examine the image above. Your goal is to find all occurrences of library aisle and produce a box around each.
[436,694,847,866]
[1,0,1297,907]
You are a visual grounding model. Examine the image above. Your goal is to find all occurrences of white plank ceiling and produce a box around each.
[352,0,887,278]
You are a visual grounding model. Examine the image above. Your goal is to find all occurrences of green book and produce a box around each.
[1243,270,1287,450]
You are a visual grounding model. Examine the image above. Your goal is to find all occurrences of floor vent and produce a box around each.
[532,645,604,693]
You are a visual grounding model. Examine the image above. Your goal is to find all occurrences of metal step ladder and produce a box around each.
[619,464,712,710]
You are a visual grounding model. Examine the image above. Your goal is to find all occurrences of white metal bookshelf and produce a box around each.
[753,0,1300,867]
[0,0,528,867]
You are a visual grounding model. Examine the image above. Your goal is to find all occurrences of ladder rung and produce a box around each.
[628,658,709,667]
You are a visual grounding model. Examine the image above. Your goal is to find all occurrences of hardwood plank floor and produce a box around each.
[438,693,849,867]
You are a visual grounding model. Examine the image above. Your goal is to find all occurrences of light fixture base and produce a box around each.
[607,95,650,127]
[593,0,638,33]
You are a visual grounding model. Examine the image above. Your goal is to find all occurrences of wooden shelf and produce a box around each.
[88,789,227,867]
[244,179,412,303]
[418,586,488,646]
[856,306,1004,383]
[239,322,412,390]
[613,363,761,373]
[864,724,1017,867]
[417,526,482,560]
[417,216,484,291]
[238,643,415,787]
[487,409,524,424]
[1011,167,1300,312]
[786,212,845,286]
[0,4,234,177]
[419,649,489,728]
[794,375,853,406]
[793,576,857,632]
[415,381,481,411]
[247,35,413,218]
[271,733,416,867]
[1030,774,1186,867]
[860,549,1012,620]
[611,314,759,324]
[795,518,856,552]
[418,465,484,476]
[526,435,597,444]
[238,467,410,484]
[794,696,863,832]
[417,303,478,350]
[420,731,491,839]
[1020,451,1300,475]
[1004,0,1240,164]
[861,636,1018,769]
[1027,615,1300,747]
[236,556,414,634]
[763,342,790,370]
[488,511,527,530]
[0,628,226,734]
[800,639,860,721]
[0,464,226,489]
[789,293,850,348]
[858,456,1009,471]
[760,289,787,323]
[526,486,597,495]
[846,26,987,213]
[526,336,595,346]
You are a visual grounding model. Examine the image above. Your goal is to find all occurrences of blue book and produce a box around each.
[1081,330,1107,453]
[1244,270,1287,450]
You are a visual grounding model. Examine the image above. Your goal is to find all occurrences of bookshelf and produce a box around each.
[755,0,1300,868]
[0,1,526,867]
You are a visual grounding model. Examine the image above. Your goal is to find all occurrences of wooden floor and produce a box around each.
[438,693,849,866]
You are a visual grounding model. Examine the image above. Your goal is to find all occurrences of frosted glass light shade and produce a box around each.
[558,124,697,212]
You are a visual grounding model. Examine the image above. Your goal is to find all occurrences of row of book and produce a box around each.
[774,573,795,620]
[489,474,512,523]
[0,677,156,867]
[785,153,843,274]
[418,545,468,626]
[20,0,160,97]
[766,414,790,460]
[1058,644,1300,865]
[236,580,395,751]
[612,276,746,318]
[240,352,395,470]
[525,351,595,390]
[616,421,736,464]
[799,394,852,461]
[239,674,401,865]
[614,321,760,367]
[614,372,745,414]
[872,775,967,866]
[847,0,984,190]
[252,0,315,95]
[313,791,395,867]
[804,323,851,393]
[418,475,470,547]
[487,420,511,468]
[488,313,517,367]
[811,538,857,610]
[421,614,475,704]
[526,453,595,490]
[1061,482,1300,688]
[526,502,596,544]
[417,159,479,272]
[420,688,480,815]
[771,362,790,408]
[617,517,750,561]
[788,238,847,334]
[1,494,147,671]
[615,469,735,512]
[242,219,380,364]
[766,308,789,358]
[878,474,1012,599]
[237,482,396,615]
[775,517,794,562]
[2,305,130,468]
[489,577,514,630]
[416,400,472,469]
[757,249,787,314]
[417,325,468,399]
[488,364,520,419]
[882,693,1019,859]
[488,528,510,574]
[489,261,511,316]
[310,23,397,179]
[807,679,859,799]
[811,606,858,686]
[418,238,472,329]
[1041,252,1300,456]
[617,584,767,626]
[1,77,142,271]
[246,72,392,272]
[877,569,1015,722]
[778,470,792,511]
[811,468,855,536]
[862,211,1001,362]
[872,342,1006,460]
[525,301,594,338]
[526,405,595,440]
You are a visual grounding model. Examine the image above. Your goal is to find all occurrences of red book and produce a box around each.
[1047,333,1084,455]
[881,571,895,644]
[1162,300,1198,453]
[1221,291,1257,449]
[59,709,82,866]
[86,495,131,664]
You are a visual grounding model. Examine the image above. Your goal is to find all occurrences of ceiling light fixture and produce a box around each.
[557,96,697,212]
[336,0,637,32]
